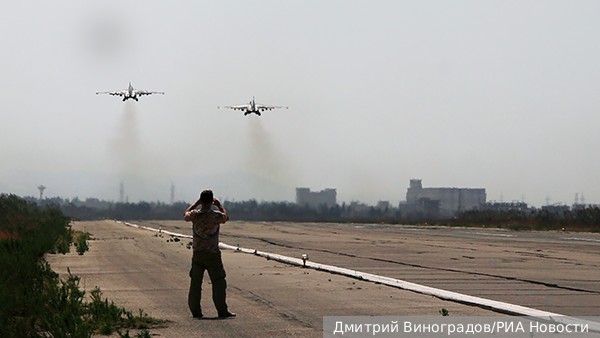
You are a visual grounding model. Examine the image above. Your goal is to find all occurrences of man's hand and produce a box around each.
[213,199,229,222]
[213,198,225,212]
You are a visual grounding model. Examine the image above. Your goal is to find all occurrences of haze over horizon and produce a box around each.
[2,1,600,207]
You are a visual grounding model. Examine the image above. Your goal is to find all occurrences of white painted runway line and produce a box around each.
[118,221,600,331]
[565,237,600,243]
[471,231,516,237]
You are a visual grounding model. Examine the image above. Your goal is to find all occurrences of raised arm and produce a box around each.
[184,198,202,220]
[213,199,229,222]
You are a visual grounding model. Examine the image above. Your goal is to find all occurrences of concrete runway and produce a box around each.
[149,220,600,317]
[47,221,504,337]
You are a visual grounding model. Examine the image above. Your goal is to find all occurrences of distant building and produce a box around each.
[348,201,370,215]
[483,201,529,212]
[404,179,486,218]
[375,201,391,211]
[541,204,570,217]
[417,198,441,218]
[296,187,337,209]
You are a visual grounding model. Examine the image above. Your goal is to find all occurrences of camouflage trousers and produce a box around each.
[188,251,228,317]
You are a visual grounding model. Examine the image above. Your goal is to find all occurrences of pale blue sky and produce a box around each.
[1,1,599,206]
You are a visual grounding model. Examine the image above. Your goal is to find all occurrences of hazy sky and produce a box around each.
[1,1,599,207]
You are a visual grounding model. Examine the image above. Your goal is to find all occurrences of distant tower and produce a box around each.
[37,185,46,200]
[119,181,124,203]
[409,179,422,190]
[170,182,175,204]
[575,193,579,205]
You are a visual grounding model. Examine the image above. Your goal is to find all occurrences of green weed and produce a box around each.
[74,231,90,255]
[0,194,167,337]
[136,329,152,338]
[119,329,152,338]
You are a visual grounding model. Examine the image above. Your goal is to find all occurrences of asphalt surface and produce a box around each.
[47,220,503,337]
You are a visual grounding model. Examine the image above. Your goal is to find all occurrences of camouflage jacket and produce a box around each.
[184,207,227,253]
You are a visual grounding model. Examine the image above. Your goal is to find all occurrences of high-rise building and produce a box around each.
[296,187,337,209]
[405,179,486,218]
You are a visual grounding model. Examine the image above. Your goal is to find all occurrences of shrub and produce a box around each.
[0,194,166,337]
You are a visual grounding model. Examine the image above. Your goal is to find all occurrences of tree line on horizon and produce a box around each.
[16,195,600,231]
[24,196,398,222]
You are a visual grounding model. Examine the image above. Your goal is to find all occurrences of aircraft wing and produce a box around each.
[255,104,288,111]
[218,104,249,111]
[96,90,127,97]
[133,90,164,96]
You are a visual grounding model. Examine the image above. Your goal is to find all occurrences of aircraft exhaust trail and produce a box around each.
[245,118,297,193]
[107,102,152,200]
[109,102,143,174]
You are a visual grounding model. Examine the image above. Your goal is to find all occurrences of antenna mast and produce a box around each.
[37,185,46,200]
[170,182,175,205]
[119,181,124,203]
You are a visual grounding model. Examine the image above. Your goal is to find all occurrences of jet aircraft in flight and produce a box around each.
[218,97,288,116]
[96,82,164,101]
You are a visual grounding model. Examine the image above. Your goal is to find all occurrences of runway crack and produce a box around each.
[224,234,600,295]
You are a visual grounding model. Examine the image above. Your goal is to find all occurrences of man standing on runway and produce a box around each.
[184,190,235,318]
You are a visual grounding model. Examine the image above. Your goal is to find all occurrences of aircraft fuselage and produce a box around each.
[96,82,163,102]
[244,110,261,116]
[122,84,137,101]
[218,96,286,116]
[243,100,260,115]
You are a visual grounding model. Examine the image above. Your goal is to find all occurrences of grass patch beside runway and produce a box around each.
[0,194,166,338]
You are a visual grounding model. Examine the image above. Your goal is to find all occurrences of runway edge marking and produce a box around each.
[117,221,600,330]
